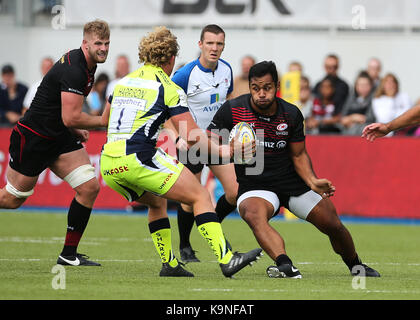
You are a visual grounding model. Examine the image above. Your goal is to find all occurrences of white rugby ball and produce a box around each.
[229,122,256,164]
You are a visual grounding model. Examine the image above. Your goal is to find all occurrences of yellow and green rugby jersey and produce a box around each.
[103,64,189,160]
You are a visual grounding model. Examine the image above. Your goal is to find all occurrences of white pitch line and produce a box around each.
[189,288,420,295]
[0,237,101,246]
[0,258,147,263]
[1,256,420,267]
[296,261,420,266]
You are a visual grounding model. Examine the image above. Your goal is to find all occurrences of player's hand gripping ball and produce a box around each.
[229,122,256,164]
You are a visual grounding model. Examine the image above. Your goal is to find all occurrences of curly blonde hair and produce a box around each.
[138,26,179,66]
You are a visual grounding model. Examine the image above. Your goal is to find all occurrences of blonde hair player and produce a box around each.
[0,20,111,266]
[100,26,262,277]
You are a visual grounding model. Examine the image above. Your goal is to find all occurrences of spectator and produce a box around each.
[105,54,130,99]
[230,55,255,98]
[372,73,412,137]
[340,71,375,136]
[23,56,54,111]
[288,61,303,73]
[366,57,382,92]
[313,54,349,111]
[83,72,109,115]
[294,75,313,120]
[0,64,28,125]
[306,76,341,134]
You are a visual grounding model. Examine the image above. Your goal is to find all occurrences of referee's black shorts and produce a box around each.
[9,122,83,177]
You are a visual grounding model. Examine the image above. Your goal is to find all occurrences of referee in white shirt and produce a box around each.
[166,24,238,263]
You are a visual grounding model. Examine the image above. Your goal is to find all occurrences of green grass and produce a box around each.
[1,210,420,300]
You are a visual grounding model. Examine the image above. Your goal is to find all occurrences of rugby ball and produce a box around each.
[229,122,256,164]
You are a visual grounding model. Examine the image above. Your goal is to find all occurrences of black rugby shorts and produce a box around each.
[8,122,83,177]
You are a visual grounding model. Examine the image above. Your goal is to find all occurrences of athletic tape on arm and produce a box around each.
[63,164,96,188]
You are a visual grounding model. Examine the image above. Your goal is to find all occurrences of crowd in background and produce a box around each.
[1,53,419,137]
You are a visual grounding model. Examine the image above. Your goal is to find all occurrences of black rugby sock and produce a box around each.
[275,254,293,266]
[343,254,362,271]
[215,194,237,222]
[177,204,195,249]
[61,198,92,257]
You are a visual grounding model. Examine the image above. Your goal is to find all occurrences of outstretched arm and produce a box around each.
[362,104,420,142]
[290,141,335,198]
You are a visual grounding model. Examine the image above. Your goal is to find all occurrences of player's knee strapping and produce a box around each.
[195,212,232,264]
[5,180,34,198]
[63,164,96,189]
[149,218,178,267]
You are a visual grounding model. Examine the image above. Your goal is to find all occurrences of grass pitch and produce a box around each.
[0,210,419,300]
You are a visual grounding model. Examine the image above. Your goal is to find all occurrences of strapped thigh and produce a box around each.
[5,180,34,198]
[63,164,96,189]
[288,190,323,220]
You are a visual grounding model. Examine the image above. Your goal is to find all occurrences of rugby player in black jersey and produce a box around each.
[0,20,111,266]
[208,61,380,278]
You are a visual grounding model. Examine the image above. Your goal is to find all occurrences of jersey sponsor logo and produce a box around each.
[203,104,221,112]
[159,173,174,189]
[257,140,274,148]
[276,140,287,148]
[258,116,271,121]
[276,123,289,136]
[115,86,147,99]
[112,96,147,111]
[210,93,219,104]
[277,123,288,131]
[257,140,287,149]
[68,88,84,95]
[192,84,201,93]
[102,165,129,176]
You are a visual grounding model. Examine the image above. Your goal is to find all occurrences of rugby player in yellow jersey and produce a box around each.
[100,26,262,277]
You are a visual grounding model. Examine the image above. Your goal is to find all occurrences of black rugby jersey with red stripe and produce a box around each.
[21,48,96,137]
[208,94,310,195]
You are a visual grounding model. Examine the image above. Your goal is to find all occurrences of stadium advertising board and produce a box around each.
[63,0,420,27]
[1,128,420,218]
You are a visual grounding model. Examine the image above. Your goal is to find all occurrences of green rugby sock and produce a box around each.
[195,212,233,264]
[149,218,178,268]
